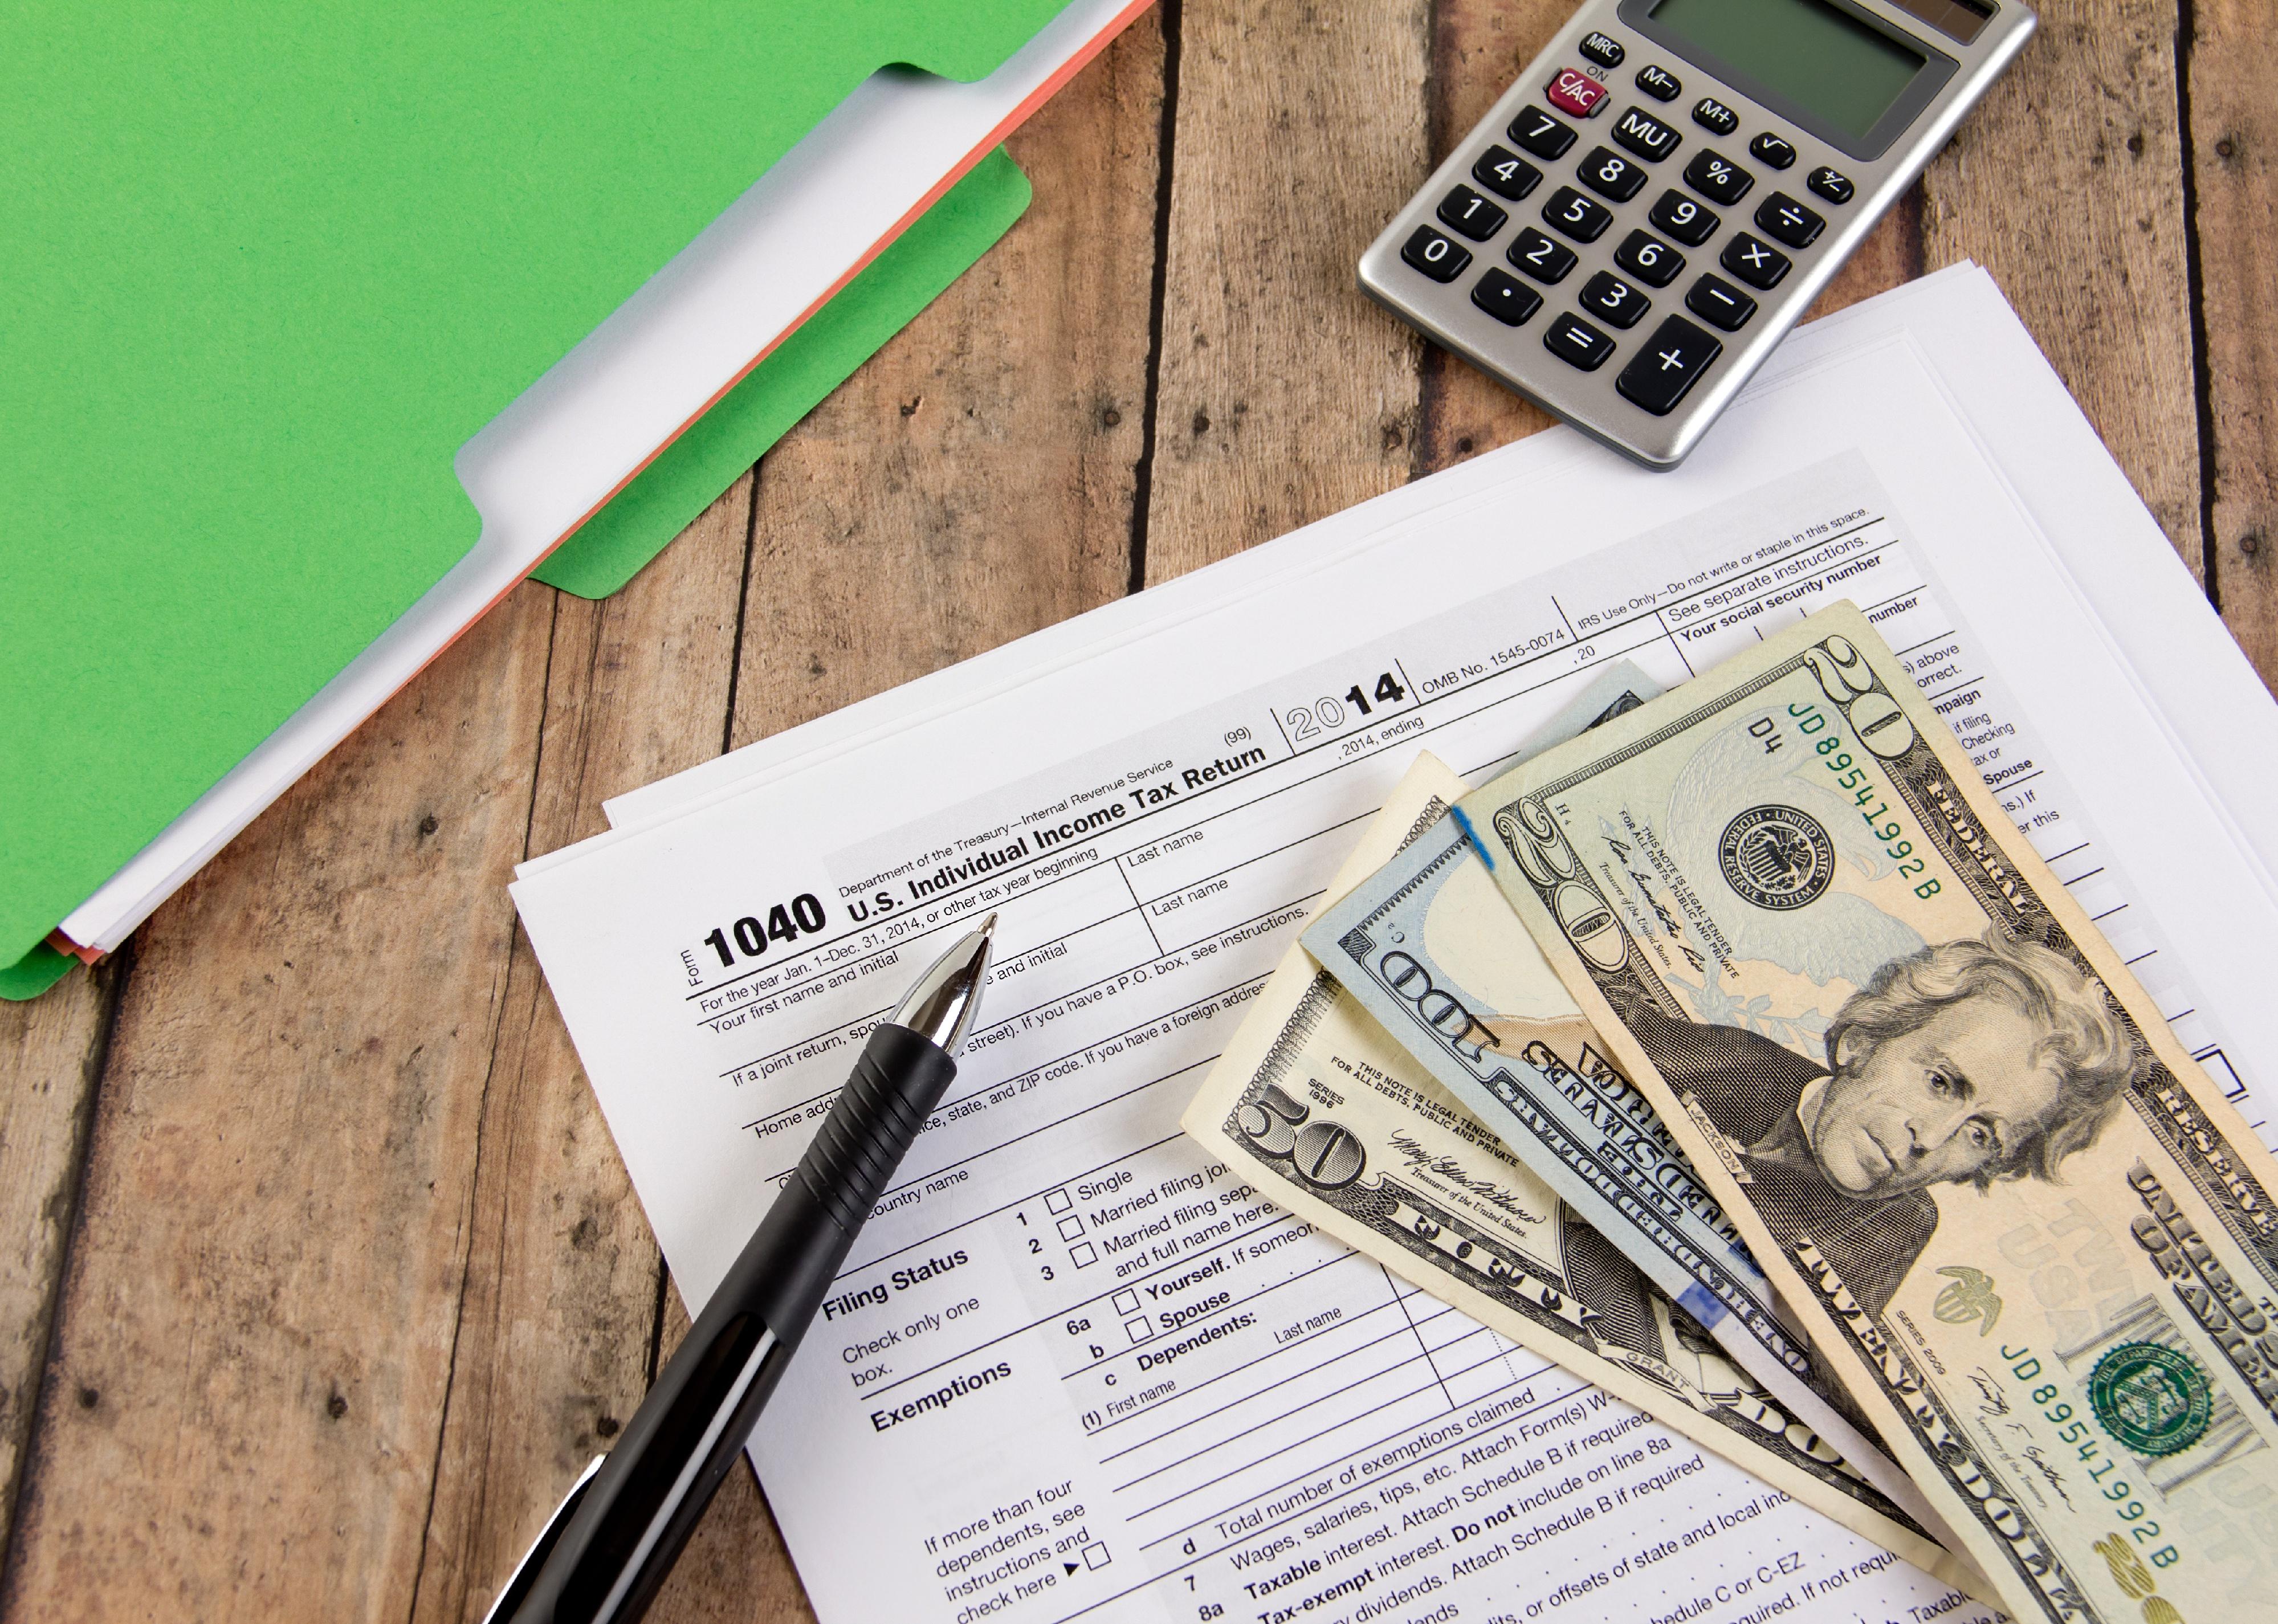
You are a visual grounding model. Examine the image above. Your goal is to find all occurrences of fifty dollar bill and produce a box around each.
[1460,601,2278,1623]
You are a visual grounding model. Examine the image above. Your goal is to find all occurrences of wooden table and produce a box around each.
[3,1,2271,1615]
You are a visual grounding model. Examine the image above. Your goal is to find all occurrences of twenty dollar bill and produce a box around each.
[1461,601,2278,1623]
[1182,742,1980,1590]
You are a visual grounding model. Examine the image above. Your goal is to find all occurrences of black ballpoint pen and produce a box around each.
[483,915,997,1624]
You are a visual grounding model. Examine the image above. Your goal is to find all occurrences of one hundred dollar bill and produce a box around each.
[1181,746,1982,1589]
[1460,600,2278,1623]
[1303,798,1966,1550]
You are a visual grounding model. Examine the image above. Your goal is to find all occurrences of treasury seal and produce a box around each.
[1717,805,1835,911]
[2088,1343,2212,1458]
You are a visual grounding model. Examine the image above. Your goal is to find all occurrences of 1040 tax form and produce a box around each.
[511,268,2278,1624]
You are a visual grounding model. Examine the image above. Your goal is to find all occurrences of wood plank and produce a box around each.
[2185,0,2278,690]
[0,964,120,1568]
[0,585,557,1621]
[730,13,1169,750]
[408,481,753,1623]
[1920,0,2203,576]
[1140,0,1433,584]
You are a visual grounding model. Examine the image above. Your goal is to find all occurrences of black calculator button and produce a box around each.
[1685,274,1758,331]
[1648,189,1719,246]
[1616,316,1723,415]
[1749,132,1798,169]
[1509,227,1579,283]
[1401,225,1472,283]
[1510,105,1578,160]
[1542,186,1614,242]
[1613,228,1685,287]
[1808,165,1856,205]
[1720,232,1792,289]
[1546,312,1616,370]
[1577,148,1647,202]
[1692,96,1738,136]
[1754,192,1824,248]
[1472,145,1543,202]
[1472,268,1545,326]
[1684,150,1754,206]
[1611,107,1681,163]
[1636,64,1681,101]
[1579,30,1624,68]
[1580,271,1652,329]
[1438,184,1509,242]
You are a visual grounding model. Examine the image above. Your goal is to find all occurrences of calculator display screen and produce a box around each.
[1647,0,1928,142]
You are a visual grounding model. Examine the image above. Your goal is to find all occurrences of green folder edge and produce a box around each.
[0,149,1030,1002]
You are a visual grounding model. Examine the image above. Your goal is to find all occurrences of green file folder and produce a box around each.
[0,3,1067,994]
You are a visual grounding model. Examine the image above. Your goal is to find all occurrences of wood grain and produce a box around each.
[1921,0,2204,576]
[1140,0,1432,584]
[730,14,1167,752]
[0,586,557,1621]
[408,480,753,1624]
[0,965,117,1566]
[2185,0,2278,688]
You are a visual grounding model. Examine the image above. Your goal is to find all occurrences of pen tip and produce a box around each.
[976,912,998,940]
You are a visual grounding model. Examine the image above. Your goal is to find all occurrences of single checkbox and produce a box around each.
[1044,1188,1073,1214]
[1070,1242,1098,1267]
[1056,1214,1085,1241]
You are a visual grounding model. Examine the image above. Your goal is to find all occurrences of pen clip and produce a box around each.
[482,1454,605,1624]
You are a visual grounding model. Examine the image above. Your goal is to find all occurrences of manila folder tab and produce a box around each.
[0,0,1072,969]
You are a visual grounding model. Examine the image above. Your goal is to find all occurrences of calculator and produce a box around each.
[1359,0,2033,467]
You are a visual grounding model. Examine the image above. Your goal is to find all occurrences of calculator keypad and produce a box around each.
[1720,232,1792,289]
[1367,7,1911,462]
[1509,227,1578,283]
[1748,132,1798,169]
[1580,271,1652,329]
[1611,108,1682,162]
[1754,193,1824,248]
[1510,107,1577,160]
[1578,148,1649,203]
[1473,268,1545,326]
[1438,185,1509,241]
[1684,151,1753,206]
[1543,186,1615,242]
[1473,146,1544,201]
[1613,231,1682,288]
[1546,313,1616,370]
[1615,316,1722,414]
[1648,190,1718,246]
[1401,226,1470,281]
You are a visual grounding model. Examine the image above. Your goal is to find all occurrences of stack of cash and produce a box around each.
[1183,602,2275,1623]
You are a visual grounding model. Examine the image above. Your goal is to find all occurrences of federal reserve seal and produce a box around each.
[2088,1343,2212,1457]
[1717,805,1835,911]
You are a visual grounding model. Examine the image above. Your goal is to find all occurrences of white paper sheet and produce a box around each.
[59,0,1149,954]
[508,270,2278,1624]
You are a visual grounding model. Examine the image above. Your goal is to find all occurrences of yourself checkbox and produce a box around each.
[1112,1288,1140,1315]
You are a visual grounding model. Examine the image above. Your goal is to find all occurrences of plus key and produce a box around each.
[1615,315,1722,415]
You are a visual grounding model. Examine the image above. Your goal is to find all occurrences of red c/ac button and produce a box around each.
[1546,68,1608,119]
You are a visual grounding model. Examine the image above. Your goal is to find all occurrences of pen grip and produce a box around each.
[493,1025,956,1624]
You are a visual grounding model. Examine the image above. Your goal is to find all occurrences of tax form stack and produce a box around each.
[511,267,2278,1624]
